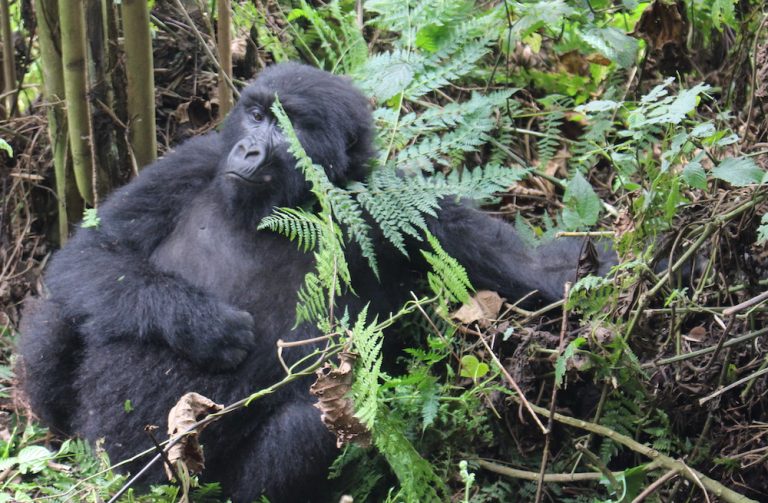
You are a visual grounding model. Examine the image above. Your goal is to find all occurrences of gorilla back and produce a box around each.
[19,63,595,502]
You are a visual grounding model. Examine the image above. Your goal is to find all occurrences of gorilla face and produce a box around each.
[217,63,375,220]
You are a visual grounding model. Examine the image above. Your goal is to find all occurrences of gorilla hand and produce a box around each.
[175,303,256,370]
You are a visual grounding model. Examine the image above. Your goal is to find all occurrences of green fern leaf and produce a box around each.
[258,207,323,252]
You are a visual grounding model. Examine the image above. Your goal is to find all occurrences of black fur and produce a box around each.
[19,63,598,502]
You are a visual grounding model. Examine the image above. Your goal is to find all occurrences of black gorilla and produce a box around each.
[20,63,601,502]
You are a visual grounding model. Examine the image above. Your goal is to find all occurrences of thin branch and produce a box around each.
[476,332,547,433]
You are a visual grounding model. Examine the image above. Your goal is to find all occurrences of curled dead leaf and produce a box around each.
[165,392,224,480]
[631,0,688,51]
[173,97,213,128]
[685,325,707,342]
[630,0,691,75]
[310,352,371,448]
[452,290,505,327]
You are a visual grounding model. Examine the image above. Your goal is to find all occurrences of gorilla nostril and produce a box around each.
[246,150,261,159]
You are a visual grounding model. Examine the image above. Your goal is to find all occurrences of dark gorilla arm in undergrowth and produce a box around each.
[19,63,610,503]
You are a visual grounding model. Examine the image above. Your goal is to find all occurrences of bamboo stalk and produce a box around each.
[217,0,233,117]
[58,0,95,206]
[121,0,157,169]
[35,0,83,242]
[0,0,17,117]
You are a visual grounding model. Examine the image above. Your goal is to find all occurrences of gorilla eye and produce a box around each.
[251,109,265,122]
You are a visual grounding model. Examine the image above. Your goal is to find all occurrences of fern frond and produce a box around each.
[288,0,368,73]
[272,99,337,208]
[428,163,530,201]
[365,0,473,35]
[396,112,496,171]
[374,413,448,502]
[358,168,439,254]
[327,187,378,277]
[272,99,352,326]
[421,232,473,303]
[396,91,514,147]
[349,305,385,427]
[258,207,324,252]
[353,49,414,102]
[406,37,494,100]
[358,164,530,253]
[536,95,571,166]
[296,268,327,327]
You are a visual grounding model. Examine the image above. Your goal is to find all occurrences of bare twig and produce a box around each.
[476,332,547,433]
[630,469,679,503]
[535,281,570,502]
[723,290,768,316]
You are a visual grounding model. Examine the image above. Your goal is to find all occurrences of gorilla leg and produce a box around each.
[18,298,82,434]
[211,400,336,503]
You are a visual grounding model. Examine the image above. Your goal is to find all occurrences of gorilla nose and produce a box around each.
[227,138,270,181]
[234,140,266,166]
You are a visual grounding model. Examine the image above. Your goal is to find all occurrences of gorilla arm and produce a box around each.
[44,135,256,370]
[426,202,616,303]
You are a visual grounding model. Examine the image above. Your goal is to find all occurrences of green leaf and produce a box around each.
[682,161,707,189]
[460,354,489,379]
[714,133,739,147]
[508,1,576,40]
[665,84,709,123]
[0,138,12,156]
[81,208,101,228]
[712,157,765,186]
[361,53,413,102]
[419,380,440,430]
[710,0,736,30]
[554,337,585,388]
[415,25,450,53]
[562,172,601,229]
[575,100,620,113]
[16,446,53,474]
[580,27,638,68]
[664,176,684,219]
[690,122,716,139]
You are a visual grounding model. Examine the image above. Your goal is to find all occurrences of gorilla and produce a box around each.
[19,63,604,502]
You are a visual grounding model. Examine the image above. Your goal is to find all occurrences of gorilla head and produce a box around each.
[217,63,375,219]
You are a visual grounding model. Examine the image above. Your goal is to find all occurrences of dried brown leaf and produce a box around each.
[630,0,691,75]
[631,0,687,51]
[309,352,371,448]
[165,392,223,479]
[452,290,505,326]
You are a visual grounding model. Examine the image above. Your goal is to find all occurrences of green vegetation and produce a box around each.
[1,0,768,502]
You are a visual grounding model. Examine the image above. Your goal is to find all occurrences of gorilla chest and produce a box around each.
[149,203,311,316]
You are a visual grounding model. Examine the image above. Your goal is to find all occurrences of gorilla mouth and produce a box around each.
[226,171,272,185]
